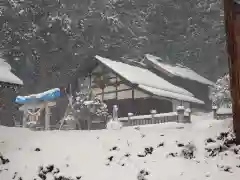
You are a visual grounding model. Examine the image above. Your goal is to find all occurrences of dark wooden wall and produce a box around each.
[171,76,212,110]
[105,97,172,117]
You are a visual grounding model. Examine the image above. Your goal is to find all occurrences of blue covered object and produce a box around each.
[15,88,61,104]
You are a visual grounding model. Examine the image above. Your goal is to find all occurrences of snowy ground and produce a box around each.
[0,113,240,180]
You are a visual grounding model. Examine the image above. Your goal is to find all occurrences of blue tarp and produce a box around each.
[15,88,61,104]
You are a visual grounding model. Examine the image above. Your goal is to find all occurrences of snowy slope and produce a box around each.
[0,58,23,85]
[1,115,240,180]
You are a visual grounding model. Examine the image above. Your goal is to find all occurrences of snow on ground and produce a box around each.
[0,114,240,180]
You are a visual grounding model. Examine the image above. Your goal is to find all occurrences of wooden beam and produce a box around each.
[91,81,126,88]
[131,88,135,114]
[132,88,134,100]
[224,0,240,143]
[101,88,104,101]
[96,88,132,95]
[115,73,118,99]
[91,73,117,79]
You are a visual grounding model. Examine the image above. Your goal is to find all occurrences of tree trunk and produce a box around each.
[224,0,240,144]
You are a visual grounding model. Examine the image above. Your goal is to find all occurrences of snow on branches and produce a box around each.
[211,74,232,108]
[72,89,109,118]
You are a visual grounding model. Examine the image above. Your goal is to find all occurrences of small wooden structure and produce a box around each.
[19,101,56,130]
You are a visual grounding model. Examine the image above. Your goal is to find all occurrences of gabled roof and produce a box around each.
[145,54,214,86]
[95,55,204,104]
[0,58,23,85]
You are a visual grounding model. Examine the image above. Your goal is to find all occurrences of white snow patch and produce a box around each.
[0,115,239,180]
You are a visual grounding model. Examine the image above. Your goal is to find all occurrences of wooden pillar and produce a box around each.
[44,103,50,130]
[176,106,185,123]
[128,112,133,126]
[150,109,157,124]
[224,0,240,143]
[131,86,135,115]
[212,106,218,120]
[115,74,118,100]
[44,101,56,130]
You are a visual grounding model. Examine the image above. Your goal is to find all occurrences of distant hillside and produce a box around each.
[144,0,227,81]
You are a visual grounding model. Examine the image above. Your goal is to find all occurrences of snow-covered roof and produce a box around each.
[0,58,23,85]
[139,85,204,104]
[95,55,204,104]
[145,54,214,86]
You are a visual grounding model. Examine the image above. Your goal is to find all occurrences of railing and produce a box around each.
[117,106,192,127]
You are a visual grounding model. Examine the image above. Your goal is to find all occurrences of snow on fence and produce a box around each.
[212,106,232,120]
[117,106,191,127]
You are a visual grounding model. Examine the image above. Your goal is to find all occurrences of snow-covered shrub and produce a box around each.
[60,87,109,129]
[180,142,196,159]
[91,97,109,117]
[72,89,109,119]
[137,169,150,180]
[211,74,232,108]
[0,152,10,165]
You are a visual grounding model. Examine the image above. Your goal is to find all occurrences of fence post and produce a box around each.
[185,108,192,123]
[177,106,185,123]
[113,105,119,121]
[128,113,133,126]
[212,106,218,119]
[150,109,157,124]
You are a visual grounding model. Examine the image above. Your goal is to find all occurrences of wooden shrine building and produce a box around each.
[76,55,207,117]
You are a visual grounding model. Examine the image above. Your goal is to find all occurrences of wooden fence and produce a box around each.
[118,106,192,127]
[6,105,192,130]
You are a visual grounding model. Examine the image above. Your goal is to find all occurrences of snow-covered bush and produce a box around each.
[72,89,109,119]
[211,74,232,108]
[91,97,109,117]
[180,142,196,159]
[60,88,109,129]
